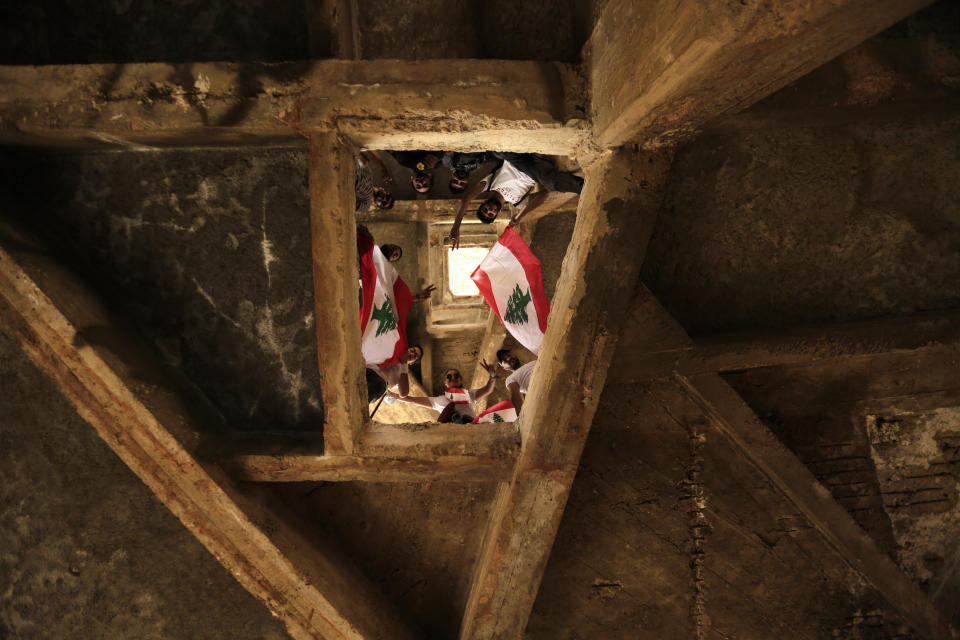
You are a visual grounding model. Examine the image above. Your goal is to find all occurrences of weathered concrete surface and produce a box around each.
[0,0,309,65]
[587,0,933,148]
[0,226,419,640]
[271,480,498,639]
[218,423,521,482]
[459,147,673,640]
[0,331,289,640]
[0,146,321,433]
[308,134,366,454]
[642,105,960,336]
[529,378,932,639]
[726,349,960,629]
[608,308,960,385]
[355,0,590,62]
[0,60,588,153]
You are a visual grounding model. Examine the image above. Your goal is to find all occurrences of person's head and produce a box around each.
[476,197,501,224]
[380,244,402,262]
[403,344,423,365]
[443,368,463,389]
[411,171,433,193]
[373,187,394,209]
[497,349,520,371]
[449,169,469,194]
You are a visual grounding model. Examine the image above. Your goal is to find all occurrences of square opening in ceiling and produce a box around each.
[446,247,487,298]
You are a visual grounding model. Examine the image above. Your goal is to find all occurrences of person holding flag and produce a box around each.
[497,349,536,413]
[387,362,497,424]
[358,226,433,398]
[470,226,550,356]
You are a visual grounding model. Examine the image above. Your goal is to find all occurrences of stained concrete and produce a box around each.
[0,145,321,433]
[0,1,308,65]
[4,1,960,639]
[0,331,288,639]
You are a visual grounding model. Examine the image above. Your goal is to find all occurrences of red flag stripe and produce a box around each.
[470,265,502,323]
[470,399,516,423]
[495,227,550,333]
[379,273,414,369]
[358,231,376,333]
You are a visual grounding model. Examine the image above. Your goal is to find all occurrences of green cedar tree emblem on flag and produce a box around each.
[504,284,532,325]
[371,298,397,337]
[492,413,505,423]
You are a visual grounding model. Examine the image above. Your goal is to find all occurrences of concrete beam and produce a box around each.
[357,199,578,225]
[588,0,933,149]
[219,423,521,483]
[309,133,368,455]
[458,147,674,640]
[609,308,960,384]
[0,60,586,153]
[678,373,954,640]
[0,224,418,640]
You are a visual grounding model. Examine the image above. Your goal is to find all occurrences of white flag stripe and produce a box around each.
[477,242,544,354]
[361,246,402,365]
[476,406,518,423]
[446,390,471,403]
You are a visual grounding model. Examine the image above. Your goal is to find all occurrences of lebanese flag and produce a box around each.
[358,232,414,367]
[470,227,550,354]
[470,400,518,424]
[444,387,472,406]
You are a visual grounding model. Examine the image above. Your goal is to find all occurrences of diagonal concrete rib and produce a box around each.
[609,309,960,384]
[610,283,954,639]
[588,0,934,148]
[458,146,674,640]
[0,60,586,153]
[0,224,419,640]
[677,373,955,640]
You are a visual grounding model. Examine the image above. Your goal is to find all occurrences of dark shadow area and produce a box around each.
[0,145,323,433]
[0,331,289,640]
[266,479,496,639]
[0,0,308,65]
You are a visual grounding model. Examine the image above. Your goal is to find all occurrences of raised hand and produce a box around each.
[416,284,438,301]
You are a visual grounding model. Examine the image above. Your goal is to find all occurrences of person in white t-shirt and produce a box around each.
[497,349,537,413]
[387,362,497,423]
[369,344,423,398]
[450,152,584,248]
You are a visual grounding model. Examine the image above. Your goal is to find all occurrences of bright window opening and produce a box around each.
[447,247,487,297]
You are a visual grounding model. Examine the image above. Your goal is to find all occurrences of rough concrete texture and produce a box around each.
[642,105,960,336]
[272,480,496,639]
[0,1,308,65]
[0,331,288,639]
[0,146,322,433]
[355,0,591,61]
[725,348,960,629]
[529,380,920,639]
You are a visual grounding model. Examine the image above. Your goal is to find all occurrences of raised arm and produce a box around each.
[451,178,489,249]
[473,359,497,400]
[397,372,410,398]
[510,190,550,226]
[386,390,434,408]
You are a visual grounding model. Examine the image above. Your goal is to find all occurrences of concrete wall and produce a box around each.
[0,146,322,433]
[0,331,288,639]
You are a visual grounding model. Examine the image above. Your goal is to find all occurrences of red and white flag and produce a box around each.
[359,231,414,367]
[470,227,550,354]
[444,387,472,406]
[470,400,518,424]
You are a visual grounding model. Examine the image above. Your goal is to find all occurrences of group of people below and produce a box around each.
[385,349,537,424]
[360,149,571,424]
[356,149,584,248]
